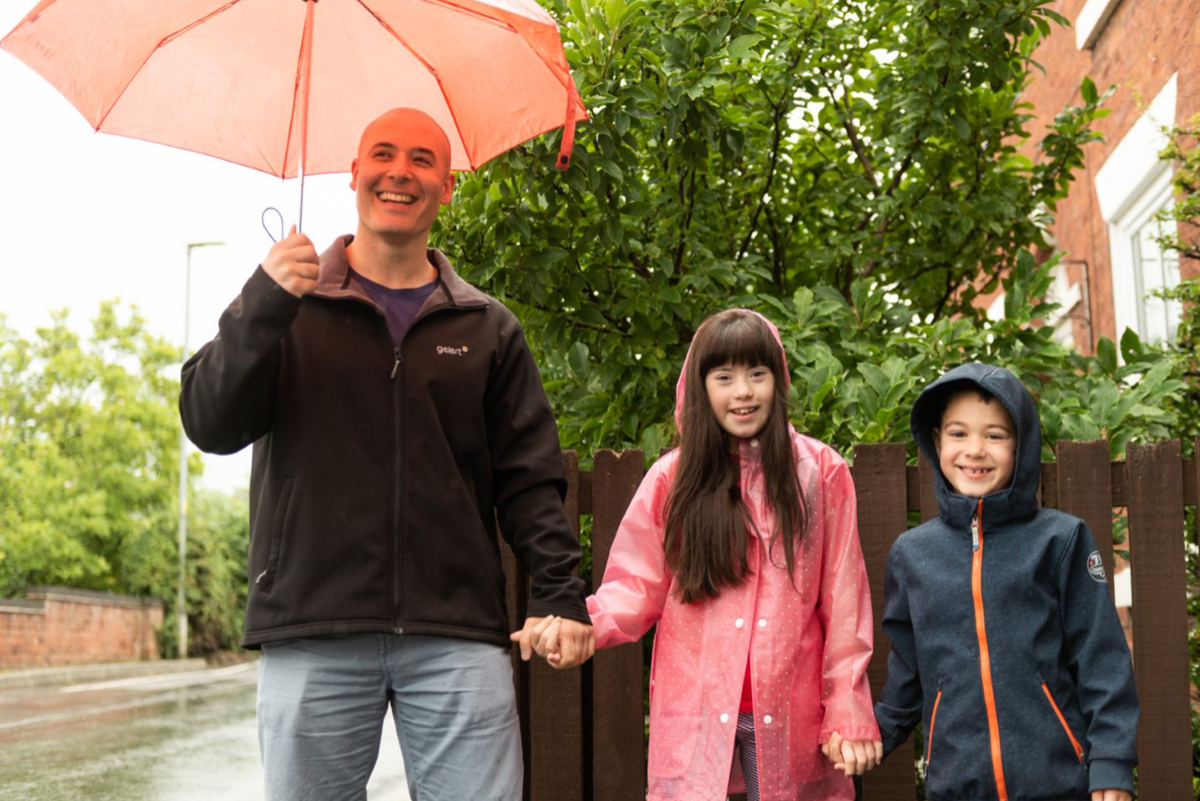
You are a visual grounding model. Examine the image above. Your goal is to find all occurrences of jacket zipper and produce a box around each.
[1040,682,1085,764]
[971,501,1008,800]
[925,687,943,765]
[391,345,404,634]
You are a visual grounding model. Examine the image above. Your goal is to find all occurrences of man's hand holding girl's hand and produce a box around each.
[820,731,883,777]
[510,615,595,669]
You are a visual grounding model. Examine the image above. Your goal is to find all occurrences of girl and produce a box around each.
[544,309,881,800]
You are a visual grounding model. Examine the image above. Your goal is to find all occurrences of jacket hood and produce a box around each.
[910,363,1041,529]
[673,309,791,434]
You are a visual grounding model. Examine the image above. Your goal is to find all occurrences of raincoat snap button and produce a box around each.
[735,618,744,628]
[750,439,759,447]
[758,618,767,628]
[763,715,773,724]
[719,713,730,724]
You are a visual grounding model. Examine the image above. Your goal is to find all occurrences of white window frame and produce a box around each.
[1075,0,1124,50]
[1108,171,1179,344]
[1094,74,1179,347]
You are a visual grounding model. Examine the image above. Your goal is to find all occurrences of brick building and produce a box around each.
[1012,0,1200,351]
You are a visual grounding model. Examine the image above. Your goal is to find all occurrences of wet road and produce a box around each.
[0,663,411,801]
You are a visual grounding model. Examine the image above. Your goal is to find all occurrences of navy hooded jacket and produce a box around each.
[874,363,1138,800]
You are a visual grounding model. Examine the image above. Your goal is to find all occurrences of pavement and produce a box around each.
[0,657,233,692]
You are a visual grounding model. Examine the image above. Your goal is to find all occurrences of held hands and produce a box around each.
[1092,792,1132,801]
[510,615,595,669]
[820,731,884,777]
[262,225,320,298]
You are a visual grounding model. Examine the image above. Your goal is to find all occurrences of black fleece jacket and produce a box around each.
[180,236,589,648]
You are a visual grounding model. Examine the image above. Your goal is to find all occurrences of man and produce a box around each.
[180,108,593,801]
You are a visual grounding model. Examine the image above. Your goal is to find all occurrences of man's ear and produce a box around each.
[349,158,359,191]
[441,171,456,205]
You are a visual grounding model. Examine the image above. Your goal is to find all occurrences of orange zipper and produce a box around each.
[1041,682,1085,763]
[925,688,943,764]
[971,501,1009,801]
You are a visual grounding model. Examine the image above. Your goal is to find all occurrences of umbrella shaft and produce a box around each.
[297,0,316,231]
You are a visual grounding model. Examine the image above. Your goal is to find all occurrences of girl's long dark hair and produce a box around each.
[664,310,809,604]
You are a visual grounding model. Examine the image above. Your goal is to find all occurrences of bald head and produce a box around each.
[356,108,452,175]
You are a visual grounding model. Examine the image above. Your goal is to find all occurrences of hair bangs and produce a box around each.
[693,312,783,380]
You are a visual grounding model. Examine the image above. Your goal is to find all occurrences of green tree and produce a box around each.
[0,304,249,655]
[436,0,1110,455]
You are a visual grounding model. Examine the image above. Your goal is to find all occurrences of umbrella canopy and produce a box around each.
[1,0,586,177]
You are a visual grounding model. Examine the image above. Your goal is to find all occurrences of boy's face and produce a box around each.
[934,391,1016,498]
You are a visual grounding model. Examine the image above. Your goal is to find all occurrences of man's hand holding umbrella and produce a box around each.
[263,226,321,298]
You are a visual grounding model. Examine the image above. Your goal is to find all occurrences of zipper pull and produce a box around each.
[971,513,980,552]
[391,347,402,380]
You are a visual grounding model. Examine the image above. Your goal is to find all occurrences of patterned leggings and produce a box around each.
[732,712,760,801]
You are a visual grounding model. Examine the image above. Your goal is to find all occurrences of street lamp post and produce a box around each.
[178,241,224,659]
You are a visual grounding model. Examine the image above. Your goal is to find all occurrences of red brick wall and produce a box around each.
[1016,0,1200,352]
[0,588,163,668]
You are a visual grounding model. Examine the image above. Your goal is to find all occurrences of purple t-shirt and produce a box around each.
[351,268,439,345]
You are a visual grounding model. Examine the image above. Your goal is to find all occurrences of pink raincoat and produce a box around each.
[586,313,879,801]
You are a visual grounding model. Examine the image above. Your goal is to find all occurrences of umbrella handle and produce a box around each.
[262,207,286,243]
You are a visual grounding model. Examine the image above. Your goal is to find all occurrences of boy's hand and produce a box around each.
[820,731,883,776]
[1091,791,1132,801]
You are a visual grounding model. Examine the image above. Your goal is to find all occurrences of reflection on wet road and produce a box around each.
[0,663,411,800]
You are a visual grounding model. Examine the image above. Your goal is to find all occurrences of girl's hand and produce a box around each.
[1091,791,1132,801]
[539,617,596,669]
[820,731,883,776]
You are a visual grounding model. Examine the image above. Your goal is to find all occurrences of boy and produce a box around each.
[872,363,1138,801]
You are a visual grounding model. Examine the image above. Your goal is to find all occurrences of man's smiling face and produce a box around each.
[350,109,455,244]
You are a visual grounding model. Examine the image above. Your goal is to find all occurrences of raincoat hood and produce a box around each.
[674,309,790,434]
[910,363,1041,530]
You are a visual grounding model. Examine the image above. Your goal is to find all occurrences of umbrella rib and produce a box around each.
[280,6,314,180]
[94,0,248,134]
[355,0,477,170]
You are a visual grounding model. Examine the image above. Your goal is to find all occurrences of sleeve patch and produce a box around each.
[1086,551,1106,583]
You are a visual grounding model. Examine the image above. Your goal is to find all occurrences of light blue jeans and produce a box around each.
[257,633,522,801]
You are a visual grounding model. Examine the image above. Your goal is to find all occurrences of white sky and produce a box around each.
[0,4,362,494]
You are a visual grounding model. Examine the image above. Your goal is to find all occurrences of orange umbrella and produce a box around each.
[2,0,585,225]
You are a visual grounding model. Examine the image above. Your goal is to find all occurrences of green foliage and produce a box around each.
[0,305,248,656]
[437,0,1112,456]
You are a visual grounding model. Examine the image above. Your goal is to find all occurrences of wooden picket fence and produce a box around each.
[499,440,1195,801]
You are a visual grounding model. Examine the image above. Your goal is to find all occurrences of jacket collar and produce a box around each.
[910,362,1042,531]
[312,235,490,311]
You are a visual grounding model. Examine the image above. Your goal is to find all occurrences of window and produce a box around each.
[1110,172,1181,344]
[1094,74,1180,347]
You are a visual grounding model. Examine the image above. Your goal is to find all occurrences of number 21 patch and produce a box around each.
[1086,551,1106,582]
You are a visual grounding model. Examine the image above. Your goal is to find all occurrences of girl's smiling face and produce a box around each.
[935,391,1016,498]
[705,363,774,439]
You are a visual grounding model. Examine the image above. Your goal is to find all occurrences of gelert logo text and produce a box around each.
[436,345,469,356]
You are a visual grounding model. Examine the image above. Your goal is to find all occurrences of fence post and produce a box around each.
[529,451,586,800]
[854,444,917,800]
[1125,440,1192,800]
[590,449,647,801]
[1056,440,1116,595]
